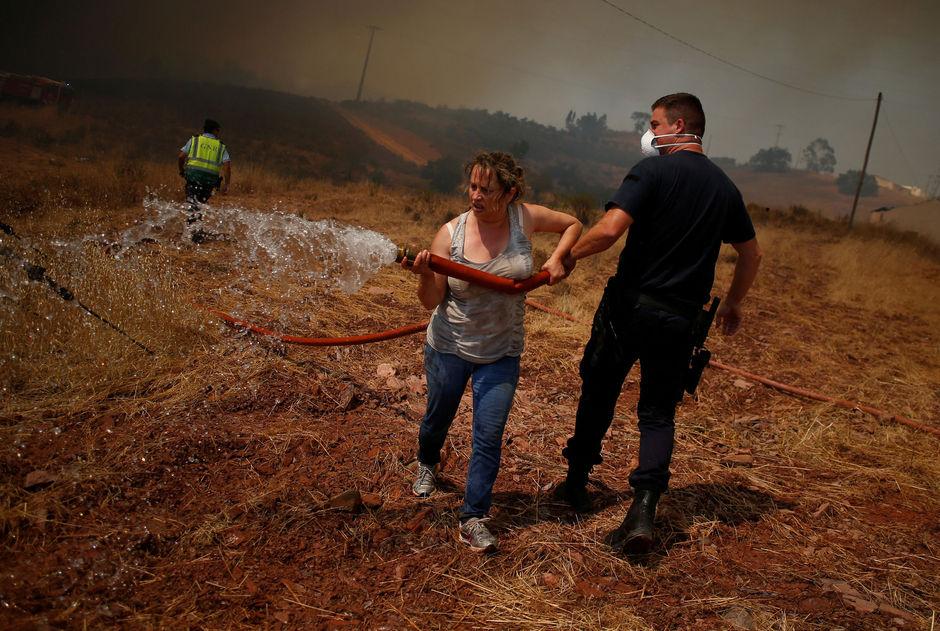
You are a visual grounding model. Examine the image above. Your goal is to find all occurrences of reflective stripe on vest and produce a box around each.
[185,135,226,175]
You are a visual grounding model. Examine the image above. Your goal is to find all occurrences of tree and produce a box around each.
[836,170,878,197]
[422,156,463,194]
[631,111,651,134]
[802,138,836,173]
[564,110,577,131]
[578,112,607,139]
[748,147,791,172]
[564,110,608,141]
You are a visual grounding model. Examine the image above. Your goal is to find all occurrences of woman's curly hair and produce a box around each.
[464,151,526,203]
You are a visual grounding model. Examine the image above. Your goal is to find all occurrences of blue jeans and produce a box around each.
[418,344,520,520]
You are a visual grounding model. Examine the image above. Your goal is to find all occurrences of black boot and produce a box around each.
[552,465,592,513]
[606,489,660,555]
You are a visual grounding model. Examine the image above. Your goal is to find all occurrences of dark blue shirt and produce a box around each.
[606,151,755,306]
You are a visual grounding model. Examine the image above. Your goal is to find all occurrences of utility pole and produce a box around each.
[773,124,784,148]
[355,26,380,102]
[848,92,883,230]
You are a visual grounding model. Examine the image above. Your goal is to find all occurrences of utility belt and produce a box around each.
[634,292,703,321]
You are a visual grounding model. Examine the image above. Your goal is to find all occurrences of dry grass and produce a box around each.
[823,235,940,320]
[0,103,938,629]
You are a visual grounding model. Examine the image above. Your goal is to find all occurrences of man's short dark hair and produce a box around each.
[651,93,705,136]
[204,119,221,134]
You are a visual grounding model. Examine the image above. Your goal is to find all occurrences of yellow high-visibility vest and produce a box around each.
[184,135,226,175]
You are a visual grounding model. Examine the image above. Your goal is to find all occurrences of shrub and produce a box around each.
[836,170,877,197]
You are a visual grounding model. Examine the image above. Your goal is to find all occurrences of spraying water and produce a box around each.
[1,196,403,373]
[113,197,399,293]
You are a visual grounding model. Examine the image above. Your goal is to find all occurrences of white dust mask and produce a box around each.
[640,129,703,157]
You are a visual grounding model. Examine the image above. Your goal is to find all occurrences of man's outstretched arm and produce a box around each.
[567,206,634,265]
[716,238,762,335]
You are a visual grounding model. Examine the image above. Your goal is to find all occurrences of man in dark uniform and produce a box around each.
[555,93,763,554]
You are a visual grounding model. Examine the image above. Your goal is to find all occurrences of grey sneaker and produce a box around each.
[459,517,497,553]
[412,463,436,498]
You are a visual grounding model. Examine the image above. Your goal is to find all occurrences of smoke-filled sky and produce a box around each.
[3,0,938,190]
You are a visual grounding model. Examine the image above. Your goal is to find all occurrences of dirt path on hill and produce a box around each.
[336,107,441,167]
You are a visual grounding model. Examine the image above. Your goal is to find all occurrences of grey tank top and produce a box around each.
[426,205,533,363]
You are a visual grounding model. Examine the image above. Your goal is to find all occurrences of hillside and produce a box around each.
[2,77,926,224]
[342,98,924,221]
[727,167,923,221]
[1,89,939,629]
[34,78,421,185]
[343,98,641,201]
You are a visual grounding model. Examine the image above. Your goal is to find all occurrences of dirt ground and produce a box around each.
[1,173,938,630]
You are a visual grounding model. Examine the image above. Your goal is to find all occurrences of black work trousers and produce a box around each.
[563,287,693,492]
[185,177,217,204]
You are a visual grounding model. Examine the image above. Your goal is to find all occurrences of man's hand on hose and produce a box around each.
[715,300,743,335]
[403,249,435,277]
[562,252,577,276]
[541,256,569,285]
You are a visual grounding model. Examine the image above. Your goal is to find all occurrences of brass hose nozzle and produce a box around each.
[395,245,418,263]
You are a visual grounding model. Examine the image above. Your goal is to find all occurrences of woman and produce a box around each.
[403,151,581,552]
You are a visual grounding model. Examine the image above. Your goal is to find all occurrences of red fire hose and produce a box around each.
[395,248,550,294]
[410,252,552,294]
[707,359,940,438]
[207,308,429,346]
[523,298,584,324]
[207,256,546,346]
[208,257,937,438]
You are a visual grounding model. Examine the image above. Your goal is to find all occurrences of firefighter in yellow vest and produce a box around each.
[178,119,231,205]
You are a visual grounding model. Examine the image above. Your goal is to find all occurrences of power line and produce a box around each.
[597,0,876,103]
[880,100,924,190]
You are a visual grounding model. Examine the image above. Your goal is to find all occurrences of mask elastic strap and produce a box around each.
[653,140,703,149]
